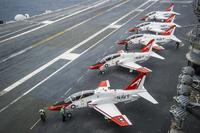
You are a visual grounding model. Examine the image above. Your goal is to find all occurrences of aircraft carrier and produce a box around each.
[0,0,199,132]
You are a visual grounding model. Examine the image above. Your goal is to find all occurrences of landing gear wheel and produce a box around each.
[67,113,72,118]
[99,71,105,75]
[105,64,109,69]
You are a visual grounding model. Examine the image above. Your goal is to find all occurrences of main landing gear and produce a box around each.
[61,112,72,122]
[60,107,73,122]
[99,71,105,75]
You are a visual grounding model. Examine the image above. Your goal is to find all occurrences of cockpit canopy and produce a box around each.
[146,11,156,16]
[128,34,143,40]
[99,53,121,63]
[53,100,66,106]
[136,22,150,28]
[67,90,94,102]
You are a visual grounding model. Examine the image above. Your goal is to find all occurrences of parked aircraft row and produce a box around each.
[47,3,180,127]
[89,39,164,74]
[89,3,181,74]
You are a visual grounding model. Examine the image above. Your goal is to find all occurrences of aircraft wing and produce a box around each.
[156,15,168,20]
[149,28,164,33]
[97,80,110,90]
[93,103,132,126]
[119,61,152,73]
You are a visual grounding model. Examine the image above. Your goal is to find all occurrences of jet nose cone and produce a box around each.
[48,102,69,111]
[89,63,103,70]
[48,105,59,111]
[117,39,128,45]
[128,28,138,32]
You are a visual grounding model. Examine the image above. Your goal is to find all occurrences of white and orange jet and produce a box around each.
[128,21,180,33]
[140,3,180,22]
[89,39,164,74]
[48,73,158,127]
[118,25,181,50]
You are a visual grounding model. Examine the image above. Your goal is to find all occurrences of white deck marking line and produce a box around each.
[0,30,11,36]
[0,16,95,64]
[0,0,157,112]
[109,24,122,29]
[0,0,130,96]
[65,88,72,95]
[41,20,54,24]
[0,24,49,44]
[0,24,40,40]
[0,0,109,44]
[0,0,101,41]
[0,0,130,64]
[143,0,159,10]
[135,9,144,12]
[60,53,80,60]
[0,46,34,64]
[30,118,41,130]
[77,75,84,82]
[29,0,91,19]
[159,0,192,4]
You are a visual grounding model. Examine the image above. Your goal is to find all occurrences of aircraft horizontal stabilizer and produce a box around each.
[153,44,165,51]
[138,90,158,104]
[171,11,180,15]
[170,35,182,43]
[150,52,165,60]
[172,23,181,28]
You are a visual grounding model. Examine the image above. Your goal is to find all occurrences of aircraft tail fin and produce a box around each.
[165,14,176,23]
[124,73,146,90]
[166,3,174,11]
[160,25,176,36]
[141,39,155,52]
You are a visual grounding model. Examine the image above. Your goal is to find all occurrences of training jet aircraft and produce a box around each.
[48,73,158,127]
[140,4,180,22]
[118,25,181,50]
[89,39,164,74]
[128,21,180,33]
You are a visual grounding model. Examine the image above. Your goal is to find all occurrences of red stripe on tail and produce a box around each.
[141,39,155,52]
[124,73,146,90]
[166,3,174,11]
[165,14,176,23]
[160,25,176,36]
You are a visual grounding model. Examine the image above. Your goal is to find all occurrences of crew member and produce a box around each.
[125,44,128,51]
[60,107,66,122]
[176,42,180,49]
[39,109,46,122]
